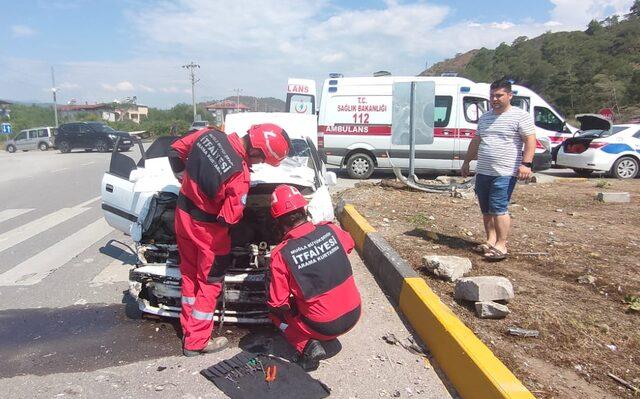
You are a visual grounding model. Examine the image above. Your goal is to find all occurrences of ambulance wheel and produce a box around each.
[346,153,375,179]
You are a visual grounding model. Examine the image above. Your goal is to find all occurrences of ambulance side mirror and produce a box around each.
[325,171,337,186]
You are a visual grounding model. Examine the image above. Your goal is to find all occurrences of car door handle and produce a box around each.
[106,184,114,193]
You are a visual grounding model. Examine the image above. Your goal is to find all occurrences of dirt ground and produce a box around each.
[337,176,640,399]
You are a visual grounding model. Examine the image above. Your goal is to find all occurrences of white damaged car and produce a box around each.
[556,114,640,178]
[100,113,337,324]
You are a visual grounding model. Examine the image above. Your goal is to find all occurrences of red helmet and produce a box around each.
[247,123,290,166]
[271,184,308,218]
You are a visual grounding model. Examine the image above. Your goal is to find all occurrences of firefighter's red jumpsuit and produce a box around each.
[267,221,362,353]
[169,128,250,351]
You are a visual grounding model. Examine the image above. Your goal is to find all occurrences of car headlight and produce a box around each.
[108,134,118,140]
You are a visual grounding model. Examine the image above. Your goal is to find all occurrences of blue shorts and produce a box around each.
[474,174,517,216]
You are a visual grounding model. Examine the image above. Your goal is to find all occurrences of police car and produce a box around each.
[556,114,640,178]
[100,112,337,323]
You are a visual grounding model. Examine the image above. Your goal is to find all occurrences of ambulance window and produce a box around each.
[463,97,489,123]
[534,106,564,132]
[433,96,452,127]
[287,94,315,115]
[511,96,530,112]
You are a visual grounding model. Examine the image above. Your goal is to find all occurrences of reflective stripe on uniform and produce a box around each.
[192,309,214,321]
[181,296,195,305]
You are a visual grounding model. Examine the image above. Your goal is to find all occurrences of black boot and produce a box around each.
[297,339,327,371]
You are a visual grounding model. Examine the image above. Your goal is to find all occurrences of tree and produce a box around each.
[628,0,640,18]
[586,19,603,35]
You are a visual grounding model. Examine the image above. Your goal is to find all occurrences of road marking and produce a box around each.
[81,161,95,166]
[0,209,33,224]
[0,218,114,286]
[0,207,90,253]
[90,258,134,286]
[74,196,101,209]
[52,168,69,172]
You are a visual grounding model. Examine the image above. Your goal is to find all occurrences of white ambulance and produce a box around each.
[510,84,576,161]
[312,75,551,179]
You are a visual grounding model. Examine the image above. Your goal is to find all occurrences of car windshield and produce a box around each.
[89,123,116,133]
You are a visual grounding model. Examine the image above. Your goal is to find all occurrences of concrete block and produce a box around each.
[422,255,472,282]
[454,276,514,302]
[475,301,510,319]
[597,192,630,203]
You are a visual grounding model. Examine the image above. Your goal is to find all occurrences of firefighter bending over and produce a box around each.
[169,124,290,356]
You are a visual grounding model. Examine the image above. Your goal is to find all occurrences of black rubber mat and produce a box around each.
[201,351,330,399]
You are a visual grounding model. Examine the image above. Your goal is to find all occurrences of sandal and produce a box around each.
[473,243,493,254]
[483,247,508,262]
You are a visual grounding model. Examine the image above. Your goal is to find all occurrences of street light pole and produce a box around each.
[232,88,243,112]
[182,62,200,121]
[51,67,59,128]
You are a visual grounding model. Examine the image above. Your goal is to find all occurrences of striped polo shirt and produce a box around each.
[476,106,536,177]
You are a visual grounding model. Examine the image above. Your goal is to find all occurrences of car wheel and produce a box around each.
[95,140,109,152]
[346,152,375,179]
[58,141,71,153]
[6,144,16,153]
[611,156,639,179]
[572,168,594,177]
[38,142,48,151]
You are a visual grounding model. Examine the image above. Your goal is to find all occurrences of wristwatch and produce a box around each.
[521,162,533,168]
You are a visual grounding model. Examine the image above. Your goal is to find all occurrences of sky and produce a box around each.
[0,0,634,108]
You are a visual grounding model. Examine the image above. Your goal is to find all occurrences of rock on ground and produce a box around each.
[474,301,510,319]
[422,255,472,282]
[454,276,515,302]
[596,192,630,203]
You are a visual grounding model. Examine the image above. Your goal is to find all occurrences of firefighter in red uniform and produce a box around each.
[168,124,290,357]
[267,184,362,371]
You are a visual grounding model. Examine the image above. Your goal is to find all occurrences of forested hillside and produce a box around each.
[422,1,640,121]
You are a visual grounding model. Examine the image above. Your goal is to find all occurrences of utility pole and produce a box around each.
[51,67,59,128]
[182,62,200,121]
[232,88,243,111]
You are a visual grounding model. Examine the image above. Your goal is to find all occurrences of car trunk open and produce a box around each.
[561,114,612,154]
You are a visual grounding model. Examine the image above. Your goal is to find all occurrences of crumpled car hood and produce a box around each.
[249,157,316,188]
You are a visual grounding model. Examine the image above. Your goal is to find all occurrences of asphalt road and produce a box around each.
[0,148,453,398]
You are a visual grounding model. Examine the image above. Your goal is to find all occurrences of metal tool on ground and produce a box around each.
[265,364,277,389]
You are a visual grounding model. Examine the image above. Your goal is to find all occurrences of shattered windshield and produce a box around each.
[283,138,313,169]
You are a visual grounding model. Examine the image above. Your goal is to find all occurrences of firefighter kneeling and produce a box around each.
[267,184,362,371]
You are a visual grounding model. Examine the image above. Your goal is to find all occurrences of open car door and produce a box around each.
[101,137,146,235]
[101,136,181,237]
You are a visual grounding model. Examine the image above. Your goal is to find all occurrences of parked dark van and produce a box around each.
[55,122,133,153]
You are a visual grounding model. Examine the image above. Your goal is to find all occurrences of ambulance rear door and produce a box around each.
[457,86,489,170]
[286,78,316,115]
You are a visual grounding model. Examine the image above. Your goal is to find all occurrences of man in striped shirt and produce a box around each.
[461,79,536,261]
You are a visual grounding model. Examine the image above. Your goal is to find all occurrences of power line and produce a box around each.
[182,61,200,121]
